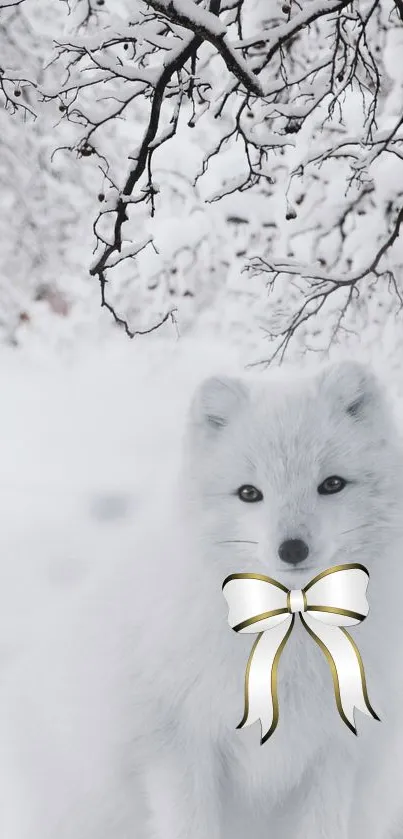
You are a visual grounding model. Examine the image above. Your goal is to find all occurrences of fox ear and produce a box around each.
[319,361,383,419]
[190,375,249,431]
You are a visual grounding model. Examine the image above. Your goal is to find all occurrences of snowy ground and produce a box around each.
[0,335,247,837]
[0,337,244,643]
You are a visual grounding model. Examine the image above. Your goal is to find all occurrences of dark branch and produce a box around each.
[147,0,263,95]
[248,206,403,365]
[393,0,403,20]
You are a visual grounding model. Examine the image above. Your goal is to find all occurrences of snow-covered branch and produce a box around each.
[147,0,263,95]
[36,0,391,339]
[249,207,403,364]
[1,0,402,355]
[0,0,37,116]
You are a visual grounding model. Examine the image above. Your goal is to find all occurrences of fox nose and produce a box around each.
[278,538,309,565]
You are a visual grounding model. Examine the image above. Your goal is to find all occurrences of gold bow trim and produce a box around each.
[222,563,379,744]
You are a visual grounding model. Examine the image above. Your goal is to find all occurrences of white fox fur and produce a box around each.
[1,360,403,839]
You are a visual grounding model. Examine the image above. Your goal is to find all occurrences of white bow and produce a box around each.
[222,563,379,744]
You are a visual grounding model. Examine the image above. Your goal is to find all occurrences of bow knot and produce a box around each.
[222,563,379,744]
[287,589,307,613]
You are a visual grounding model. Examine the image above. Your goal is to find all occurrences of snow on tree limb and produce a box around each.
[1,0,402,354]
[147,0,264,95]
[87,28,203,331]
[248,207,403,364]
[41,0,391,339]
[0,0,37,117]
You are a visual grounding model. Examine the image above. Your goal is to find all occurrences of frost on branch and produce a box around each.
[1,0,402,354]
[248,207,403,364]
[36,0,402,351]
[0,0,36,117]
[0,1,105,344]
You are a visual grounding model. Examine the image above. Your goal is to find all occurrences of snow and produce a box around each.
[1,334,403,838]
[0,337,243,663]
[0,330,400,651]
[86,51,157,85]
[152,0,227,38]
[1,0,402,359]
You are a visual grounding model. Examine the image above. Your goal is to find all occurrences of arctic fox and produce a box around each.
[2,360,403,839]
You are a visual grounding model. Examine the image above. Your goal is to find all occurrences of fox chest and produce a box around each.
[222,642,344,794]
[182,620,351,797]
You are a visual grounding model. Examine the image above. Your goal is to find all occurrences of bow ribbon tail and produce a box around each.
[238,615,295,744]
[300,613,380,734]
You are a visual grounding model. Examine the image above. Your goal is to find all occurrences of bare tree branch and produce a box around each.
[89,31,202,331]
[393,0,403,20]
[248,207,403,365]
[0,0,24,7]
[252,0,353,66]
[147,0,263,96]
[19,0,401,351]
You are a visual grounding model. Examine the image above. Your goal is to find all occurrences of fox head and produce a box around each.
[183,361,403,584]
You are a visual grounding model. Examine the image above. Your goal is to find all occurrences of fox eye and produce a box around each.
[318,476,347,495]
[237,485,263,503]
